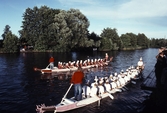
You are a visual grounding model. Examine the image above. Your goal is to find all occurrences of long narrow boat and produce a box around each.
[37,65,95,74]
[36,84,123,113]
[34,57,113,74]
[53,88,120,113]
[36,63,143,113]
[40,66,77,74]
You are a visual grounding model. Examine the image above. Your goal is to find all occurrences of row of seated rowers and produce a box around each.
[82,65,140,98]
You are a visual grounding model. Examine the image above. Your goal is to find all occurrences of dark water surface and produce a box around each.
[0,48,158,113]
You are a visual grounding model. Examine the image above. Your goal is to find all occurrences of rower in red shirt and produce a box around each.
[49,56,54,69]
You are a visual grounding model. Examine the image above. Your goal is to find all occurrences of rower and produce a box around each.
[137,57,144,70]
[68,61,72,68]
[120,70,125,77]
[64,63,69,68]
[90,76,98,97]
[110,81,117,89]
[105,53,109,62]
[58,62,61,69]
[82,80,91,98]
[114,72,121,87]
[70,61,75,68]
[87,59,91,65]
[127,70,133,79]
[90,59,93,65]
[94,59,98,67]
[109,74,116,89]
[75,60,79,67]
[100,59,104,66]
[79,60,83,67]
[123,69,130,82]
[120,70,127,83]
[109,74,115,81]
[111,74,117,82]
[104,79,111,92]
[118,75,126,86]
[98,80,105,97]
[82,60,87,66]
[130,66,138,78]
[58,62,64,69]
[90,82,98,97]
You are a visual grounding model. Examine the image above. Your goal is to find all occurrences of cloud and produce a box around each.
[118,0,167,18]
[58,0,167,19]
[58,0,97,6]
[57,0,167,38]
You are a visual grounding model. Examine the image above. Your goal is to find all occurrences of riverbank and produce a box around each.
[0,46,149,53]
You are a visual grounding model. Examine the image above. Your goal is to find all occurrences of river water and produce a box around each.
[0,48,158,113]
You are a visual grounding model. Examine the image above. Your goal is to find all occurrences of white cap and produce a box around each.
[99,80,103,84]
[114,72,117,76]
[110,74,113,78]
[91,83,95,87]
[106,79,109,83]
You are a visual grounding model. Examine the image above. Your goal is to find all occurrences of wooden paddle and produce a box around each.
[61,84,73,103]
[46,64,50,69]
[107,92,114,99]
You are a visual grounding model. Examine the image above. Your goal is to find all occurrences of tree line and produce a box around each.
[1,6,167,53]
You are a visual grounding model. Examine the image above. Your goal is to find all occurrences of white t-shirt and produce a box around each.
[137,61,143,66]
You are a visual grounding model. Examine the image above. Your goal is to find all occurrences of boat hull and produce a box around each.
[41,65,99,74]
[55,88,120,112]
[41,67,77,74]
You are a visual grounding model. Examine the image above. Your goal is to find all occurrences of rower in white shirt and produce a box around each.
[137,57,144,70]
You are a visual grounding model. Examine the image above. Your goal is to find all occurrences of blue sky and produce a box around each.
[0,0,167,39]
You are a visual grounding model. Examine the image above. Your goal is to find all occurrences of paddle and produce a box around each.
[121,87,126,91]
[106,92,114,99]
[61,84,73,103]
[122,86,129,91]
[46,64,50,69]
[98,98,101,106]
[131,80,136,84]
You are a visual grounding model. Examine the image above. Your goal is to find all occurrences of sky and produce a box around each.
[0,0,167,39]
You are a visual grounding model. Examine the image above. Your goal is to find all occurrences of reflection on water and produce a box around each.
[0,48,158,113]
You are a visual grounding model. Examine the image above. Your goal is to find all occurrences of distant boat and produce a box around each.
[34,58,113,74]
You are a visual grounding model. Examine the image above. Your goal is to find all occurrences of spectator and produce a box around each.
[70,66,84,100]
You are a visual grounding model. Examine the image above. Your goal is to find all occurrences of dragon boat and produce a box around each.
[34,57,113,74]
[36,63,143,113]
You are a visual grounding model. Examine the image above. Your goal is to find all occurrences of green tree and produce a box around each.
[155,38,167,47]
[20,6,60,51]
[120,34,131,48]
[126,33,137,48]
[20,7,90,52]
[100,27,120,50]
[66,9,90,49]
[50,10,73,52]
[88,32,101,47]
[99,37,113,51]
[150,38,156,47]
[137,33,149,48]
[3,32,19,53]
[1,25,11,40]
